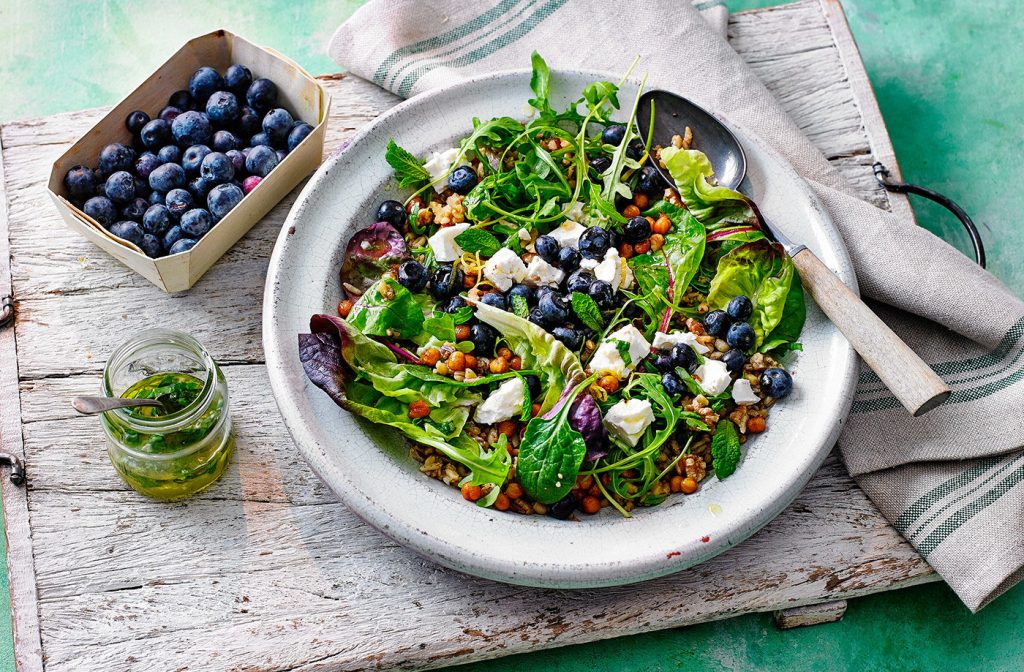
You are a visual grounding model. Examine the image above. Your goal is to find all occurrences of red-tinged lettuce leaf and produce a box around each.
[339,222,410,292]
[569,393,608,461]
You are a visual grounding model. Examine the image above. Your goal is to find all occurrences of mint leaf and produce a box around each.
[454,228,502,256]
[711,419,742,479]
[385,138,431,188]
[511,294,529,318]
[612,338,631,366]
[570,291,604,331]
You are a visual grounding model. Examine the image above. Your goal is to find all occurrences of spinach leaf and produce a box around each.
[422,313,457,342]
[571,291,604,331]
[659,146,757,231]
[454,228,502,256]
[385,139,431,189]
[711,419,742,479]
[761,276,807,352]
[348,277,424,340]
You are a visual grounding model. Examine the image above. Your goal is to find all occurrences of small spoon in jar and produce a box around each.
[72,396,167,415]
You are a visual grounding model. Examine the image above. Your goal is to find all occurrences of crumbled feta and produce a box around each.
[474,377,524,425]
[604,398,655,447]
[483,247,527,291]
[517,227,532,242]
[523,256,564,287]
[694,358,732,396]
[591,324,651,378]
[731,378,760,406]
[422,147,468,193]
[609,324,651,366]
[594,248,634,291]
[652,330,711,355]
[579,258,600,271]
[589,341,627,378]
[428,223,470,263]
[548,220,587,249]
[567,201,585,222]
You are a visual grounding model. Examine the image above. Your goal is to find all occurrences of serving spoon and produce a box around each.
[637,90,950,416]
[72,396,167,415]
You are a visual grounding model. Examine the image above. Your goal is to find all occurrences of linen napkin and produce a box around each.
[328,0,1024,611]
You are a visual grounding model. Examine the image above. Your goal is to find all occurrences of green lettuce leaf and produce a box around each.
[660,146,757,230]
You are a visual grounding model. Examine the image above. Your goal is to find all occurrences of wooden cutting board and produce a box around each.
[0,1,934,670]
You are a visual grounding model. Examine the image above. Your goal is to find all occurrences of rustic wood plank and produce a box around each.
[774,600,848,629]
[1,2,935,670]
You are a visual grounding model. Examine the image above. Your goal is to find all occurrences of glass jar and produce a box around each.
[101,329,234,500]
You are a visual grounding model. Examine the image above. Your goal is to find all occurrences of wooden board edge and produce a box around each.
[0,127,44,672]
[818,0,917,226]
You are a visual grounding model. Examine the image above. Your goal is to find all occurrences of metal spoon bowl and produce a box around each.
[72,396,167,415]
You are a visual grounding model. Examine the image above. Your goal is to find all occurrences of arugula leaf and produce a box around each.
[570,291,604,331]
[528,52,553,117]
[711,419,742,479]
[348,277,424,340]
[385,138,431,189]
[681,411,710,432]
[510,294,529,318]
[454,228,502,256]
[659,146,756,231]
[581,81,620,122]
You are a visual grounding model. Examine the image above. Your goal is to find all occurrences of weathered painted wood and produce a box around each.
[0,2,937,670]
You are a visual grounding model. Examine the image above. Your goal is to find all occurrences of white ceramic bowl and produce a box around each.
[263,69,858,588]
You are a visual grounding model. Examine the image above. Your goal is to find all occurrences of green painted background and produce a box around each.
[1,0,1022,669]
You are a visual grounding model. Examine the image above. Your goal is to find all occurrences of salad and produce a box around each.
[299,54,805,520]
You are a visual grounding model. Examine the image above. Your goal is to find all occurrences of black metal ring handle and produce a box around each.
[0,452,25,486]
[873,162,985,268]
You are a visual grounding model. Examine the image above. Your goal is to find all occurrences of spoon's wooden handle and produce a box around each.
[791,248,950,416]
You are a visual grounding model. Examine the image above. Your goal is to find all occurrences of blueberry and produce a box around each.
[653,352,674,372]
[236,106,262,137]
[534,235,560,265]
[376,200,406,228]
[168,238,198,255]
[589,156,612,174]
[171,111,213,147]
[565,270,594,294]
[163,224,184,250]
[287,122,314,152]
[148,190,165,206]
[120,197,149,222]
[637,165,668,196]
[188,175,213,199]
[552,326,583,350]
[721,349,746,374]
[703,310,732,338]
[760,367,793,399]
[165,188,194,219]
[447,166,477,195]
[726,322,755,351]
[626,138,645,161]
[125,110,150,135]
[109,220,145,246]
[83,196,117,227]
[441,295,467,314]
[623,215,651,244]
[64,165,96,199]
[602,124,626,146]
[480,292,507,310]
[557,246,581,272]
[225,149,246,173]
[275,149,288,164]
[142,204,173,236]
[245,145,279,177]
[246,78,278,111]
[132,175,151,198]
[148,162,186,193]
[157,144,183,164]
[727,295,753,321]
[200,152,234,184]
[430,264,464,300]
[506,283,532,305]
[548,494,577,519]
[528,307,550,328]
[180,208,213,238]
[98,143,136,176]
[182,144,212,174]
[538,292,570,324]
[261,108,294,147]
[188,66,224,104]
[533,286,556,307]
[397,260,428,292]
[206,91,240,125]
[212,130,242,153]
[470,323,499,356]
[249,132,272,148]
[140,233,164,258]
[104,171,136,203]
[134,152,163,180]
[588,280,615,310]
[578,226,611,260]
[524,375,542,401]
[671,343,698,373]
[207,183,244,220]
[224,64,252,96]
[168,89,192,111]
[158,106,182,123]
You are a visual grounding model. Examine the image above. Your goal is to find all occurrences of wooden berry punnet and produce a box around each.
[45,29,331,293]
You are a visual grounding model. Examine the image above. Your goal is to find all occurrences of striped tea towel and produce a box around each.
[328,0,1024,611]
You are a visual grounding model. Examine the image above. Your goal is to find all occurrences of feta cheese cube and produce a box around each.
[579,257,600,271]
[608,324,651,366]
[589,341,627,378]
[694,358,732,396]
[474,377,524,425]
[422,147,467,193]
[523,256,565,287]
[595,248,634,291]
[483,247,528,291]
[428,223,470,263]
[603,398,655,447]
[652,330,711,355]
[548,220,587,249]
[731,378,760,406]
